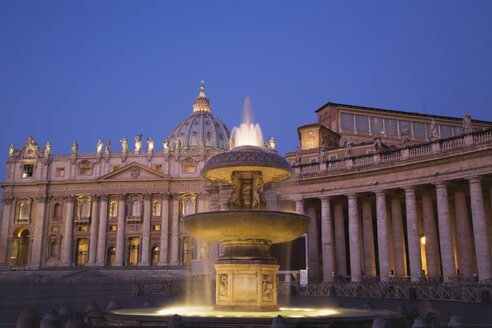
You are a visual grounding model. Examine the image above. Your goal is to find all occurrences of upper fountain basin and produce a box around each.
[201,146,293,184]
[183,210,310,244]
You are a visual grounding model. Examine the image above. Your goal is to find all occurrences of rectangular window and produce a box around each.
[384,118,398,136]
[454,126,464,136]
[153,224,161,231]
[340,113,354,131]
[80,167,91,175]
[154,164,162,172]
[56,168,65,177]
[413,122,426,139]
[440,125,453,138]
[184,164,195,173]
[309,158,318,163]
[111,165,119,172]
[110,225,117,231]
[78,226,88,232]
[22,164,34,178]
[370,117,384,135]
[355,115,369,133]
[329,155,337,161]
[399,120,412,137]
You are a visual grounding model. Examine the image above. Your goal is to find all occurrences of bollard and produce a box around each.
[40,309,62,328]
[84,303,100,313]
[271,315,286,328]
[411,317,430,328]
[448,315,464,328]
[168,314,184,328]
[371,316,387,328]
[106,300,120,311]
[64,313,86,328]
[58,306,72,318]
[16,309,41,328]
[143,300,154,308]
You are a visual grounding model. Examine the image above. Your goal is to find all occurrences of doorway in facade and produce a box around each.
[182,236,195,264]
[10,227,30,268]
[151,246,160,266]
[106,246,116,266]
[128,237,140,266]
[76,239,89,266]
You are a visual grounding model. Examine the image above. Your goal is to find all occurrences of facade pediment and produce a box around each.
[99,162,170,181]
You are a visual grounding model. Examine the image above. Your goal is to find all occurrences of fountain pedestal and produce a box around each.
[215,263,279,312]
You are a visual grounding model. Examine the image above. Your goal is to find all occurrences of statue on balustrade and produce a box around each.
[106,139,111,153]
[120,138,128,152]
[71,141,78,154]
[430,119,439,140]
[147,137,154,153]
[135,134,143,152]
[374,133,383,152]
[463,110,472,133]
[44,141,51,156]
[96,140,103,154]
[344,137,354,158]
[295,146,301,164]
[9,144,14,158]
[163,137,169,151]
[400,127,410,147]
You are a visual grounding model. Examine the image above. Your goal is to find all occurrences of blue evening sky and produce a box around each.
[1,1,491,189]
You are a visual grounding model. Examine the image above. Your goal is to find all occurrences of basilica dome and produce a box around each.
[166,84,231,151]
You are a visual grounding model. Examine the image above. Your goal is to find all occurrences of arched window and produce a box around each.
[152,201,161,217]
[53,203,61,220]
[109,201,118,218]
[132,200,141,216]
[151,246,160,266]
[19,202,30,220]
[185,199,194,216]
[80,201,90,218]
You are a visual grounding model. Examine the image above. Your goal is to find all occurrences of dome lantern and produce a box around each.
[193,81,211,113]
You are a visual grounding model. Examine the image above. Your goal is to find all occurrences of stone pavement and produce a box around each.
[1,269,491,327]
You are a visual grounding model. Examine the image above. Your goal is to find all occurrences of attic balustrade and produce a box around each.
[294,128,492,176]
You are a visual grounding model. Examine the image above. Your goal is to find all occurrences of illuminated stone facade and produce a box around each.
[1,94,492,286]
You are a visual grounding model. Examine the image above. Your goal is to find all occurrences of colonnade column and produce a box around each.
[454,190,474,277]
[96,195,108,266]
[347,194,361,282]
[320,196,334,282]
[375,191,390,282]
[468,177,492,281]
[435,182,456,281]
[169,194,179,265]
[294,198,308,277]
[0,197,13,267]
[62,196,75,266]
[404,186,422,282]
[29,195,48,269]
[422,190,440,278]
[306,203,320,282]
[334,202,346,277]
[140,194,152,266]
[114,194,126,266]
[362,198,376,278]
[87,195,100,265]
[391,196,406,277]
[158,193,170,266]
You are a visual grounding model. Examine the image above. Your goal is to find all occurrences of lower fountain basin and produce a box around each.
[183,210,310,244]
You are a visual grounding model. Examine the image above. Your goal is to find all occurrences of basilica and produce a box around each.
[1,84,492,286]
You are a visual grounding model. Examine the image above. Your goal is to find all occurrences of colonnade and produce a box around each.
[294,176,492,283]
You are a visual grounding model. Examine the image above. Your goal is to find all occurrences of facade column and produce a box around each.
[454,190,474,277]
[468,177,492,281]
[320,196,335,282]
[140,194,152,266]
[29,195,48,269]
[306,203,320,283]
[61,196,75,266]
[334,202,346,277]
[96,195,108,266]
[0,197,14,267]
[435,182,456,281]
[404,186,422,282]
[114,194,126,266]
[87,195,100,265]
[422,190,440,278]
[375,191,390,282]
[169,194,180,265]
[347,194,362,282]
[391,195,406,277]
[362,198,376,278]
[158,193,170,266]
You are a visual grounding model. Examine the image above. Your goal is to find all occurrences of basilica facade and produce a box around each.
[1,86,492,286]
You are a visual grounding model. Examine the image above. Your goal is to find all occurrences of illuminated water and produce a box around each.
[231,96,264,148]
[112,305,386,319]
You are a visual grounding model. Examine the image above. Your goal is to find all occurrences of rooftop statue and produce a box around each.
[120,138,128,153]
[44,141,52,156]
[174,137,181,151]
[163,138,169,151]
[430,119,439,140]
[105,138,111,153]
[135,134,143,153]
[200,137,204,148]
[147,137,154,153]
[400,127,410,147]
[96,140,103,154]
[344,137,354,158]
[374,133,383,152]
[269,137,276,150]
[463,110,472,133]
[71,141,78,154]
[295,145,301,164]
[9,144,14,158]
